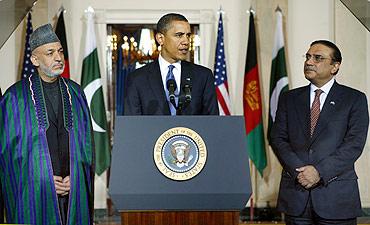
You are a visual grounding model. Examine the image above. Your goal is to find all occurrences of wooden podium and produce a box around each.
[120,211,239,225]
[110,116,251,225]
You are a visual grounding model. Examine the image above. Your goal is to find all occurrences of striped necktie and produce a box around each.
[310,89,323,136]
[166,65,177,115]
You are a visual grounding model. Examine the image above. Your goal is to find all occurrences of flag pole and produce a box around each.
[275,5,282,12]
[247,6,255,16]
[217,5,225,15]
[246,7,260,221]
[58,5,65,16]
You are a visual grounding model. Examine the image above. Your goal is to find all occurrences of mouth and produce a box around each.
[179,48,189,54]
[53,64,64,70]
[304,67,316,73]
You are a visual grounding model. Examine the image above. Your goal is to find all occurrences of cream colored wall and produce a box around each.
[334,1,370,207]
[0,0,369,208]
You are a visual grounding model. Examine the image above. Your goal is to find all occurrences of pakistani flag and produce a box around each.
[268,10,289,142]
[81,8,111,176]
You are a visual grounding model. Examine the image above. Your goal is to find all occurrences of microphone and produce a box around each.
[166,78,177,105]
[183,77,192,104]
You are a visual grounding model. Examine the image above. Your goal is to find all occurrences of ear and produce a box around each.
[30,54,39,67]
[331,62,340,74]
[155,33,164,46]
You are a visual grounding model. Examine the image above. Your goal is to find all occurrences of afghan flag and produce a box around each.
[55,10,70,78]
[81,8,111,175]
[268,10,289,141]
[243,13,267,176]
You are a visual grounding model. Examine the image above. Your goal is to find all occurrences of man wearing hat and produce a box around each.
[0,24,94,225]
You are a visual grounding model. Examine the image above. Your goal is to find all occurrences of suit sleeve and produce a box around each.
[124,72,142,115]
[270,92,306,178]
[201,69,219,115]
[314,92,369,184]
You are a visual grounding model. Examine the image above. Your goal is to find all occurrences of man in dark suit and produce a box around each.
[124,13,219,115]
[270,40,369,224]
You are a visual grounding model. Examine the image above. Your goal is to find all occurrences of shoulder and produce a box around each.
[2,79,26,97]
[63,78,84,92]
[129,61,158,79]
[182,60,212,74]
[62,77,88,99]
[335,82,366,97]
[281,85,308,97]
[0,79,29,107]
[64,78,81,88]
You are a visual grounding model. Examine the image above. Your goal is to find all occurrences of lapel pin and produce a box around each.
[330,101,335,105]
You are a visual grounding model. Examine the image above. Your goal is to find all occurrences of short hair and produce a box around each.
[310,40,342,64]
[157,13,188,34]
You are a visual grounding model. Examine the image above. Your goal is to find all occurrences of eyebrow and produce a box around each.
[45,47,63,52]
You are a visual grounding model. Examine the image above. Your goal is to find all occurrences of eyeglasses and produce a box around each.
[304,54,333,63]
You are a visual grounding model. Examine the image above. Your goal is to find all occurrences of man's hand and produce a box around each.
[296,165,321,189]
[53,175,70,196]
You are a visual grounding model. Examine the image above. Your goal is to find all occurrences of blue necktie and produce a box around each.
[166,65,178,115]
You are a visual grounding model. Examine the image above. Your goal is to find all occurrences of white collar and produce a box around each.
[310,77,335,94]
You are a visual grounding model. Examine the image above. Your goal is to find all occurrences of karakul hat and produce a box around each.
[29,23,60,52]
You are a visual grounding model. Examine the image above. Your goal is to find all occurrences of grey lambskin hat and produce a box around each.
[29,23,60,52]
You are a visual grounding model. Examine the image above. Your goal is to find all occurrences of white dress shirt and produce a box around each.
[310,77,335,110]
[158,54,181,95]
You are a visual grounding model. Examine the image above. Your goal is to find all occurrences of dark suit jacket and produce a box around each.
[270,81,369,219]
[124,60,219,115]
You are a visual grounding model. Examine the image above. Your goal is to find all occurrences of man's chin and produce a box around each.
[177,54,188,61]
[46,70,63,78]
[304,71,316,79]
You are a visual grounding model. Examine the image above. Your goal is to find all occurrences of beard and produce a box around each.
[39,61,65,78]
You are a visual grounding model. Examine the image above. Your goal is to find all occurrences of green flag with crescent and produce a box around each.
[81,9,111,175]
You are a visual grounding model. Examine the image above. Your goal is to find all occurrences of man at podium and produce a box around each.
[124,13,219,116]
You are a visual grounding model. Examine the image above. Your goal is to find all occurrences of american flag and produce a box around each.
[213,13,231,115]
[21,13,35,79]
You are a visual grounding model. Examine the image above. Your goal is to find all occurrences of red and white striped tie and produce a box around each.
[310,89,323,136]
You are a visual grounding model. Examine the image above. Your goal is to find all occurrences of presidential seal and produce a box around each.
[153,127,207,181]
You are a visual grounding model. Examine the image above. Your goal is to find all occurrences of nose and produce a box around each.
[305,56,314,65]
[181,35,190,45]
[54,52,63,61]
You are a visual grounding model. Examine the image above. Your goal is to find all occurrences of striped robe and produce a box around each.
[0,74,94,225]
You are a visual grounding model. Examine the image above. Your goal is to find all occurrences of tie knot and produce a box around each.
[166,64,176,82]
[315,89,323,97]
[168,64,175,72]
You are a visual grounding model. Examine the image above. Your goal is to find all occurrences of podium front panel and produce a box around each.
[110,116,251,210]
